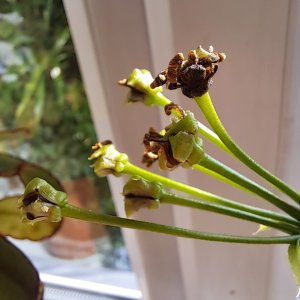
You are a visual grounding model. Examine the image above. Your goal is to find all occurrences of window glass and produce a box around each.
[0,1,139,297]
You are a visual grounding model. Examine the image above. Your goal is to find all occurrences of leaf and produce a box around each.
[0,236,43,300]
[288,240,300,287]
[0,153,63,191]
[0,195,61,240]
[15,65,45,133]
[0,153,63,240]
[0,153,23,176]
[19,163,63,190]
[53,27,70,53]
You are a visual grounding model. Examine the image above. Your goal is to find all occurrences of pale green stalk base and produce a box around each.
[61,204,300,244]
[192,164,250,194]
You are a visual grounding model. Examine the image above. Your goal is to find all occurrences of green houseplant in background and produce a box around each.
[0,0,116,227]
[0,1,119,298]
[0,0,96,178]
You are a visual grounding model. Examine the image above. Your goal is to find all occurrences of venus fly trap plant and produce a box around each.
[2,45,300,294]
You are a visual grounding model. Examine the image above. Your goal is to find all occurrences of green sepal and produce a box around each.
[169,131,205,167]
[23,178,67,207]
[164,112,199,138]
[0,195,61,240]
[0,152,63,190]
[169,132,195,163]
[183,136,205,167]
[123,177,163,217]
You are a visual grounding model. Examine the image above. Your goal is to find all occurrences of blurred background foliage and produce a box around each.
[0,0,127,268]
[0,0,96,180]
[0,0,130,264]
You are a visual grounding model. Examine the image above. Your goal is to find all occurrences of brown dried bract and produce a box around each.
[166,53,184,84]
[92,140,112,151]
[150,70,167,89]
[150,46,226,98]
[187,50,197,64]
[142,128,180,170]
[164,102,186,117]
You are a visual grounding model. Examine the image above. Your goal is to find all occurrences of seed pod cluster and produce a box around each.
[142,110,205,170]
[150,46,226,98]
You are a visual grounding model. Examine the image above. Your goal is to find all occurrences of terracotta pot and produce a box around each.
[45,177,107,259]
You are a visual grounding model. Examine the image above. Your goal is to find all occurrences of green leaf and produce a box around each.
[15,70,45,134]
[19,163,63,190]
[0,237,43,300]
[53,27,71,53]
[0,195,61,240]
[0,153,63,191]
[0,153,23,176]
[288,239,300,286]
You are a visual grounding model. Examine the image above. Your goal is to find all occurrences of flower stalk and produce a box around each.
[138,103,300,220]
[194,154,300,221]
[141,44,300,286]
[194,92,300,205]
[21,177,300,244]
[60,203,300,245]
[160,193,300,234]
[121,177,300,234]
[123,162,300,226]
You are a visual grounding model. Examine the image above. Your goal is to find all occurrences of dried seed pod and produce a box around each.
[89,141,129,177]
[164,102,186,117]
[187,50,198,64]
[119,69,164,105]
[166,53,184,83]
[217,52,226,62]
[142,111,204,170]
[150,70,167,89]
[20,178,67,224]
[179,63,209,98]
[149,45,226,98]
[123,177,162,217]
[196,45,219,63]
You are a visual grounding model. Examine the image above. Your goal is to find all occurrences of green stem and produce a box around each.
[61,204,300,244]
[192,164,250,193]
[161,193,300,234]
[147,92,230,154]
[195,92,300,205]
[197,154,300,221]
[124,163,299,226]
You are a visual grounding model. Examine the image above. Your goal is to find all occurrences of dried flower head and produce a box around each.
[142,108,205,170]
[89,141,129,177]
[20,178,67,224]
[123,177,162,217]
[151,46,226,98]
[118,69,163,105]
